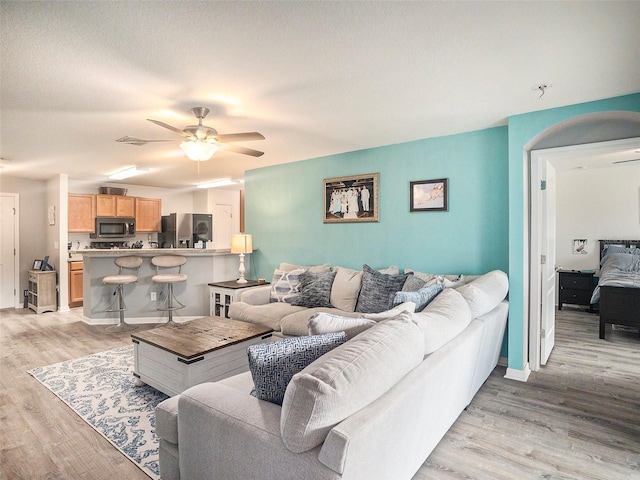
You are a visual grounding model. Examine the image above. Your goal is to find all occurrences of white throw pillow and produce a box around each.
[280,312,425,453]
[362,301,416,321]
[270,268,306,302]
[411,288,472,354]
[279,262,331,273]
[307,312,376,338]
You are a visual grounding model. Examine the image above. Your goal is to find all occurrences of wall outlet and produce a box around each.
[150,292,157,301]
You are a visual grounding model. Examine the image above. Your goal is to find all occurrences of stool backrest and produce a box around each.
[151,255,187,274]
[114,255,143,274]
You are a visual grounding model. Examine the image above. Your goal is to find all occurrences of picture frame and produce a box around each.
[324,173,379,223]
[32,260,42,270]
[410,178,448,212]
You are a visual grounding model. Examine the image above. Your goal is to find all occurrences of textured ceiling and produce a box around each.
[1,1,639,189]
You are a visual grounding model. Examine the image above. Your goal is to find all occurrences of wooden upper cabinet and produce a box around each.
[135,197,162,232]
[96,195,135,217]
[68,194,96,232]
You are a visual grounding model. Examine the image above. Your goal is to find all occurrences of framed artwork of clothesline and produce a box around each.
[323,173,379,223]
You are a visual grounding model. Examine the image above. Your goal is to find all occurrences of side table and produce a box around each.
[208,280,270,318]
[558,270,595,312]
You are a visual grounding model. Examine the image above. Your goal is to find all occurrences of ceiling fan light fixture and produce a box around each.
[180,141,219,161]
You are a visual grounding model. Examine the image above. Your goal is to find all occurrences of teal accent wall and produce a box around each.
[506,92,640,372]
[246,127,509,280]
[244,92,640,370]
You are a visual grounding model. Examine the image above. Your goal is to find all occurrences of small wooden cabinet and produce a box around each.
[209,280,269,318]
[96,195,135,217]
[558,270,595,312]
[28,270,57,314]
[135,197,162,232]
[68,194,96,232]
[68,261,83,308]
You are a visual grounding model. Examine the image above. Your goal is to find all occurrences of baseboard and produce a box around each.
[504,363,531,382]
[498,356,508,367]
[79,315,202,326]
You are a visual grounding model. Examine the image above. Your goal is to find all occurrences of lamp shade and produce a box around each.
[180,141,219,161]
[231,234,253,254]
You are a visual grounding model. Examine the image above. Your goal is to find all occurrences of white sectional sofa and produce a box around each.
[155,268,509,480]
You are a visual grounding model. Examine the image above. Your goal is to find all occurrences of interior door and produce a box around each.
[214,204,232,249]
[540,162,557,365]
[0,194,17,308]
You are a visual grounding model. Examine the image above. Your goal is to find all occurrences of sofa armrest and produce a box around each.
[237,285,272,304]
[177,383,335,479]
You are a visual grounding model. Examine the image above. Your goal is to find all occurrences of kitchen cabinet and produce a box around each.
[135,197,162,232]
[68,261,83,308]
[27,270,57,314]
[68,194,96,233]
[96,195,135,217]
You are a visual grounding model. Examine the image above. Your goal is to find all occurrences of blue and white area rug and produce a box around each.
[28,345,168,479]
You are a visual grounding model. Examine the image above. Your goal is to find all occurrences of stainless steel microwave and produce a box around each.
[91,217,136,238]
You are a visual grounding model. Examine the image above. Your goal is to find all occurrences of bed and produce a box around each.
[592,240,640,339]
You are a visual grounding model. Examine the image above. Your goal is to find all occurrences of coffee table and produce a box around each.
[131,316,273,396]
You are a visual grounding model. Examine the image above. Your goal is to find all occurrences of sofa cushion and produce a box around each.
[355,264,411,313]
[247,332,348,406]
[330,266,363,312]
[286,271,336,308]
[280,312,425,453]
[307,312,376,338]
[270,268,306,303]
[229,301,308,331]
[280,307,362,336]
[410,288,472,354]
[392,283,445,312]
[456,270,508,318]
[361,301,416,321]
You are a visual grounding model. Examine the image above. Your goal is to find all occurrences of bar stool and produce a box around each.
[151,255,187,324]
[103,255,143,332]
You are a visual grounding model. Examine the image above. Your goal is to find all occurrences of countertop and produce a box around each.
[73,248,237,256]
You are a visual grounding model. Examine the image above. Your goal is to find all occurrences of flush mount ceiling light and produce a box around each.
[109,166,150,180]
[196,178,242,189]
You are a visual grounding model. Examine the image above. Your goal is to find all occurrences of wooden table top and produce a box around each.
[131,317,273,359]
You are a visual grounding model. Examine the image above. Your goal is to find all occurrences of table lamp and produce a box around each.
[231,234,253,283]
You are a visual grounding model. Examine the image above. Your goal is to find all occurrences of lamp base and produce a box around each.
[237,253,247,284]
[236,278,248,284]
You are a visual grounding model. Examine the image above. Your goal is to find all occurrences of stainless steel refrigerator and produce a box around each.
[159,213,213,248]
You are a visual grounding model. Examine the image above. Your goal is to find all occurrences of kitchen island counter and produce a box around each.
[79,249,247,325]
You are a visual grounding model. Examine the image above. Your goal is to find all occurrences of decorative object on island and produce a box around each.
[410,178,448,212]
[231,234,253,284]
[323,173,379,223]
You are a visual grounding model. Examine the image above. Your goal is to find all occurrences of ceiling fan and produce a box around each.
[116,107,265,160]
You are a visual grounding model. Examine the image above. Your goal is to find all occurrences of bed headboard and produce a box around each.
[599,239,640,260]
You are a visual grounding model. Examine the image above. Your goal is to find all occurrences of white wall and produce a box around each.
[556,164,640,273]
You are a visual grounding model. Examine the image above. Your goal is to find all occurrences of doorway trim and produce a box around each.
[1,193,20,308]
[528,136,640,371]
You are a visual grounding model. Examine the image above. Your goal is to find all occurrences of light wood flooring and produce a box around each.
[1,307,638,480]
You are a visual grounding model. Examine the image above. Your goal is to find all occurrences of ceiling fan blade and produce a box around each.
[147,119,193,138]
[223,144,265,157]
[215,132,265,143]
[116,136,175,146]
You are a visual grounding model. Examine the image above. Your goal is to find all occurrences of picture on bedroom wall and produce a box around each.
[410,178,448,212]
[324,173,379,223]
[573,239,588,254]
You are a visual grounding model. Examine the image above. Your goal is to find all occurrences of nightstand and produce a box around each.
[208,280,270,318]
[558,270,595,312]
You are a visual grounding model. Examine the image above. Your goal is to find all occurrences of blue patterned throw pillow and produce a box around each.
[269,268,306,302]
[247,332,348,405]
[392,282,445,312]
